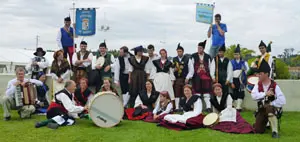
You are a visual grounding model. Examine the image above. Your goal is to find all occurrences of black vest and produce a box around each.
[138,90,160,110]
[210,93,229,112]
[215,56,229,83]
[153,59,173,73]
[74,88,92,106]
[55,89,73,105]
[173,55,189,78]
[180,95,199,112]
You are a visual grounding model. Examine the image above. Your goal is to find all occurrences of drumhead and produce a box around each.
[247,76,259,85]
[89,92,124,128]
[96,56,105,66]
[203,113,219,126]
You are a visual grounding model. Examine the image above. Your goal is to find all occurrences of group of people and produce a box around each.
[1,14,286,139]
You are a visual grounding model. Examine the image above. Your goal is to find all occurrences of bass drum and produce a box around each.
[89,91,124,128]
[246,75,259,93]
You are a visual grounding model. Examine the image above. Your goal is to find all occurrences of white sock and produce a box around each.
[268,115,278,133]
[122,92,130,107]
[237,99,243,109]
[175,98,180,109]
[203,93,211,109]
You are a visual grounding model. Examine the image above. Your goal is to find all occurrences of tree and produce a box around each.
[108,49,119,58]
[224,44,256,60]
[290,48,295,56]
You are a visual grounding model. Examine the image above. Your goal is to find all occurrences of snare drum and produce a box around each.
[203,113,219,127]
[246,75,259,93]
[89,92,124,128]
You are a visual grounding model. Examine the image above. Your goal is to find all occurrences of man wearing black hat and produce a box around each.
[210,44,231,96]
[56,17,75,66]
[191,40,213,112]
[172,43,194,110]
[72,41,93,85]
[251,59,286,138]
[93,41,115,92]
[114,46,133,107]
[26,47,49,79]
[229,44,249,112]
[248,40,273,78]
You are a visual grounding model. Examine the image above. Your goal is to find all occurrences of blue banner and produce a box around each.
[75,8,96,36]
[196,3,214,24]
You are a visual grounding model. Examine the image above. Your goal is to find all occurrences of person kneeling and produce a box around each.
[35,72,50,114]
[209,83,254,134]
[35,80,87,129]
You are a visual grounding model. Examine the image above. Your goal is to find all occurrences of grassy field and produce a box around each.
[0,108,299,142]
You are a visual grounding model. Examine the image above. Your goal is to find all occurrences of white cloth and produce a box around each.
[5,78,43,97]
[164,98,202,124]
[251,82,286,108]
[128,56,152,74]
[72,52,93,68]
[219,107,237,122]
[134,92,159,108]
[55,90,84,116]
[210,57,232,82]
[150,62,175,100]
[51,68,71,94]
[25,57,49,72]
[153,102,173,116]
[229,59,249,83]
[114,54,130,83]
[147,54,160,73]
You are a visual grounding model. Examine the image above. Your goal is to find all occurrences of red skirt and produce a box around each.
[125,108,150,120]
[211,112,254,134]
[143,112,166,123]
[159,114,205,131]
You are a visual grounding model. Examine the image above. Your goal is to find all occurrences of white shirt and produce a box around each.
[147,54,160,73]
[51,61,71,81]
[56,27,72,49]
[190,53,212,74]
[251,82,286,108]
[175,56,194,80]
[72,51,93,67]
[134,92,158,108]
[26,56,49,72]
[210,57,232,82]
[128,56,152,74]
[149,59,176,81]
[229,59,249,83]
[213,94,233,113]
[153,102,173,116]
[55,89,84,114]
[114,54,131,83]
[5,78,43,97]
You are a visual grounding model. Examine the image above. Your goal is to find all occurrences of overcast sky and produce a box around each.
[0,0,299,56]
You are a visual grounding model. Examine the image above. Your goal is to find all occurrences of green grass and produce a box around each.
[0,108,299,142]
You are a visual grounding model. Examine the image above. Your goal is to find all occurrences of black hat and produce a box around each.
[218,44,226,52]
[234,44,241,53]
[258,59,271,74]
[267,41,272,52]
[259,40,267,48]
[64,17,71,21]
[198,40,207,49]
[34,47,46,56]
[80,41,87,45]
[177,43,184,51]
[99,40,107,48]
[131,45,147,53]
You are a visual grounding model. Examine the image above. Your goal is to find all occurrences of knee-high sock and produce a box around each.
[236,99,243,109]
[203,93,211,109]
[268,115,278,133]
[38,119,55,127]
[175,98,180,109]
[122,92,130,107]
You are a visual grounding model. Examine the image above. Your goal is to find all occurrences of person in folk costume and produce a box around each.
[100,78,119,96]
[2,67,43,121]
[159,85,205,131]
[229,44,249,112]
[147,44,160,73]
[26,47,49,79]
[172,43,194,111]
[210,44,232,96]
[56,16,75,65]
[248,40,273,78]
[35,80,88,129]
[114,46,133,107]
[72,41,93,85]
[150,49,176,107]
[209,83,254,134]
[51,50,71,94]
[127,46,151,108]
[35,72,50,114]
[251,59,286,138]
[191,40,213,113]
[93,41,115,92]
[125,80,160,120]
[74,78,94,108]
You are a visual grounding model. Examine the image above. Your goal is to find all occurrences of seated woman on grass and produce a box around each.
[74,78,94,107]
[99,78,119,96]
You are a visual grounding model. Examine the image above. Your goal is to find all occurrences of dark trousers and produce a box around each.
[120,73,129,94]
[254,104,276,133]
[231,78,245,100]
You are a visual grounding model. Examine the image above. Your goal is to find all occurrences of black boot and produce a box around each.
[272,132,280,138]
[4,116,11,121]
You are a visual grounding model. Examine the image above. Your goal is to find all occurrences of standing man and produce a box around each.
[56,17,75,65]
[210,44,231,95]
[172,43,194,110]
[26,47,49,79]
[147,44,159,74]
[191,40,213,112]
[207,14,228,58]
[114,46,132,107]
[93,41,115,92]
[72,41,93,85]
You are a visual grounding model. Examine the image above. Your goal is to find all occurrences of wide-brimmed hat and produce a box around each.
[34,47,46,56]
